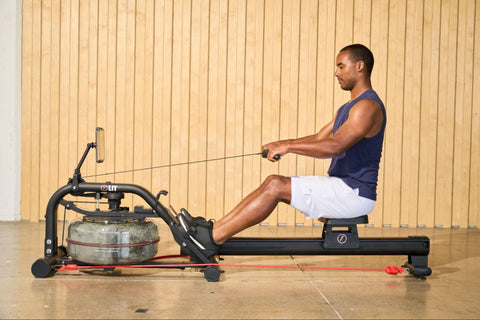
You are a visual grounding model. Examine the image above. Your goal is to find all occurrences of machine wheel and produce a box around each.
[403,262,432,279]
[203,266,222,282]
[411,266,432,279]
[31,258,56,278]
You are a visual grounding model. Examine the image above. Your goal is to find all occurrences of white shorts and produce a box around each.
[290,176,376,220]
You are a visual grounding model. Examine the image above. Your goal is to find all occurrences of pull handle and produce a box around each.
[261,149,281,161]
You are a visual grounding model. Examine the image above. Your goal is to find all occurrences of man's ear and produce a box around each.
[356,60,365,73]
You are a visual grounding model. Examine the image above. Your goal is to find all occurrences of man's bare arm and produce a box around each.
[263,99,382,161]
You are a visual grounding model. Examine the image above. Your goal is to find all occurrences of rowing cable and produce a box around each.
[83,151,273,179]
[56,255,405,276]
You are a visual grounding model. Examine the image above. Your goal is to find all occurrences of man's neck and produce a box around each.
[349,80,372,101]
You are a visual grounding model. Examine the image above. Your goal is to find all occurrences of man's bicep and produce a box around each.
[315,121,334,140]
[315,112,337,140]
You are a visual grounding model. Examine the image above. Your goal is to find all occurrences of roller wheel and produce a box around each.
[31,258,56,278]
[203,266,222,282]
[403,262,432,280]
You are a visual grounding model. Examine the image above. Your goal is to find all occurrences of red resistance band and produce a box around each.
[66,239,160,247]
[57,255,405,275]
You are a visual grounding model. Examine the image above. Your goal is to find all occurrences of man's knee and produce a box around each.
[262,175,291,202]
[263,174,288,184]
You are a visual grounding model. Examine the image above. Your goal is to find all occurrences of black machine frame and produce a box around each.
[31,129,432,282]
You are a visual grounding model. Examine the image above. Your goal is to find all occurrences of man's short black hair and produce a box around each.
[340,44,374,75]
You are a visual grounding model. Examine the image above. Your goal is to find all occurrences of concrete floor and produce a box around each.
[1,221,479,319]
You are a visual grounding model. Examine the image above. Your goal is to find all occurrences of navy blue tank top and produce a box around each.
[327,89,386,200]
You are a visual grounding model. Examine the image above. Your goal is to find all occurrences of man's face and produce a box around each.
[335,50,359,91]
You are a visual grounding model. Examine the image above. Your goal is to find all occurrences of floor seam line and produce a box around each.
[306,276,344,320]
[290,255,344,320]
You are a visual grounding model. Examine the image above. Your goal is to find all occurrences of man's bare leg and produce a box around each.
[212,175,292,244]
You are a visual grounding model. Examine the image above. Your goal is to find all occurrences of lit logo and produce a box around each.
[337,233,348,245]
[101,185,118,192]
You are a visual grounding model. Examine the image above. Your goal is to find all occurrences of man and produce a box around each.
[178,44,386,258]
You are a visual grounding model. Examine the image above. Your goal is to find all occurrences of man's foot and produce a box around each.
[179,208,211,228]
[177,210,219,258]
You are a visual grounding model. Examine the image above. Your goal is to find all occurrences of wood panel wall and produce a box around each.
[21,0,480,228]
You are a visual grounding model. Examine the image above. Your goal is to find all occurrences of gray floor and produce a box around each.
[1,221,479,319]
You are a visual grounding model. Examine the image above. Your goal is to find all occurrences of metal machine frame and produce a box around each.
[31,128,432,282]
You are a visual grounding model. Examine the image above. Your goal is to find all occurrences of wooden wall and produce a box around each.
[21,0,480,228]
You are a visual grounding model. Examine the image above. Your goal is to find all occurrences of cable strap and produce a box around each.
[57,255,405,275]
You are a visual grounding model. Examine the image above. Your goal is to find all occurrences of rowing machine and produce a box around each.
[31,128,432,281]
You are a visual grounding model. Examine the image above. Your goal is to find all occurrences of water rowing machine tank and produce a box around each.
[67,216,159,265]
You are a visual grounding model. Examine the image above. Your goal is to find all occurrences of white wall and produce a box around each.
[0,0,22,221]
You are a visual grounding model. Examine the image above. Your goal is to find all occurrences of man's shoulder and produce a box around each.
[349,97,385,134]
[351,98,382,115]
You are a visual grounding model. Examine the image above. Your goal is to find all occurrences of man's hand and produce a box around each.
[261,141,290,162]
